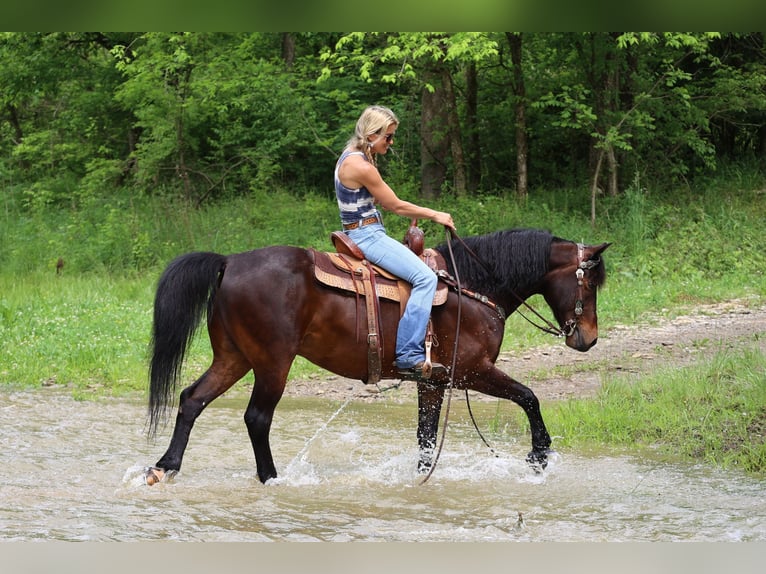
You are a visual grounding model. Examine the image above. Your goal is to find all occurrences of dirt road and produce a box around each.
[283,299,766,403]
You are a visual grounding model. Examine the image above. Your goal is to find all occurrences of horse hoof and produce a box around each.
[144,467,176,485]
[525,450,549,473]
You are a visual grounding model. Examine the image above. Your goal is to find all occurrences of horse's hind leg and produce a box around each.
[152,356,250,480]
[243,366,291,484]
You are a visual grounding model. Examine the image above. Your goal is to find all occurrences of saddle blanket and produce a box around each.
[311,248,448,306]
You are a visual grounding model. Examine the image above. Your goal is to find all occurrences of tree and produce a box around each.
[320,32,498,198]
[0,32,134,207]
[506,32,528,198]
[2,31,765,212]
[530,32,753,224]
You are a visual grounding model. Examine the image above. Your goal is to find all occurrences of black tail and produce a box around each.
[148,252,227,436]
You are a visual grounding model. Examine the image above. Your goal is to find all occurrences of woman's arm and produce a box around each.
[343,156,455,230]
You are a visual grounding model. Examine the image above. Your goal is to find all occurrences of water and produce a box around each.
[1,389,764,541]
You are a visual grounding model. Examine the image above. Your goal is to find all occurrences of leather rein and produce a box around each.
[419,231,602,483]
[445,231,600,338]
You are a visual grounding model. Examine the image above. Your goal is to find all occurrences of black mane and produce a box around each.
[434,228,555,296]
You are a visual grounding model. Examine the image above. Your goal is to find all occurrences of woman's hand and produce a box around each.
[431,210,456,231]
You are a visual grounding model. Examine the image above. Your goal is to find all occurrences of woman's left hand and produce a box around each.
[432,211,456,231]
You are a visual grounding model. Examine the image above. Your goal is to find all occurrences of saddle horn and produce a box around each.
[403,219,424,256]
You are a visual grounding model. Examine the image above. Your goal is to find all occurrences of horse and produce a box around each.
[144,228,609,485]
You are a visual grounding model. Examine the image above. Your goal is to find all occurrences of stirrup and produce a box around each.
[397,361,448,381]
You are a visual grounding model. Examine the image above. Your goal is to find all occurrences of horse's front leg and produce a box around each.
[416,383,445,473]
[470,367,552,470]
[515,384,552,470]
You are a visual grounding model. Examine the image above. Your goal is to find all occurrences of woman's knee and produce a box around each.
[412,268,437,291]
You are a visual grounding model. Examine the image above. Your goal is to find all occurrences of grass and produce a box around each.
[1,167,765,472]
[0,268,353,396]
[545,344,766,476]
[0,272,155,398]
[2,175,764,391]
[490,340,766,476]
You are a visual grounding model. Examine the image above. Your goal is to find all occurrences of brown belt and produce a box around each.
[342,215,381,231]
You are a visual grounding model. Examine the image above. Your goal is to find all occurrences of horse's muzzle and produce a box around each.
[566,329,598,352]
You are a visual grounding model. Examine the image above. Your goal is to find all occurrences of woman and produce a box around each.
[335,105,455,381]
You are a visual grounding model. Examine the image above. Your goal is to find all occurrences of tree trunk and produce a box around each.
[604,33,621,196]
[441,65,467,196]
[606,143,618,197]
[465,62,480,192]
[6,104,23,144]
[420,70,448,199]
[6,103,29,170]
[506,32,528,198]
[591,148,604,228]
[582,32,621,197]
[281,33,295,69]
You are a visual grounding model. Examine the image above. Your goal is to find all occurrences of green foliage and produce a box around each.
[321,32,498,91]
[598,167,766,295]
[0,272,155,394]
[4,32,765,207]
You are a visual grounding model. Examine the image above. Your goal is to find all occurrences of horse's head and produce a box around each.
[543,241,610,352]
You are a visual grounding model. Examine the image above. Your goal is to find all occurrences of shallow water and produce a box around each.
[1,389,764,541]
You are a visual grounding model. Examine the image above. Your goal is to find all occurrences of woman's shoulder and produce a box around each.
[339,149,372,171]
[340,149,366,160]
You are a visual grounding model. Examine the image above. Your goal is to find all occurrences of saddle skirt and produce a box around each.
[312,248,449,306]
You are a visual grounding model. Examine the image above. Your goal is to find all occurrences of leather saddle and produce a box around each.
[310,221,448,384]
[313,237,449,308]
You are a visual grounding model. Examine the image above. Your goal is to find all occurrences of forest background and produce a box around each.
[1,31,765,394]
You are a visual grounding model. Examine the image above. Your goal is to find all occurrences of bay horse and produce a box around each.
[144,228,609,485]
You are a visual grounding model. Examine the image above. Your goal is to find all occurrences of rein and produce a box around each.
[420,231,600,482]
[447,232,597,339]
[419,228,462,484]
[420,228,500,483]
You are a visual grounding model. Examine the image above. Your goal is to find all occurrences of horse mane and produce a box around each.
[434,228,556,295]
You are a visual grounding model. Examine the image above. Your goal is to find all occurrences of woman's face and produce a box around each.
[369,123,397,154]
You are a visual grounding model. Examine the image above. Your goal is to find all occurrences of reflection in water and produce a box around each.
[0,389,764,541]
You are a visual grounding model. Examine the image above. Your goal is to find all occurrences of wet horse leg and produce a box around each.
[416,365,553,472]
[416,383,446,473]
[243,367,290,484]
[152,358,250,479]
[471,366,552,468]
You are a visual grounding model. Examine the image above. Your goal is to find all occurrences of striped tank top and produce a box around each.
[334,150,381,226]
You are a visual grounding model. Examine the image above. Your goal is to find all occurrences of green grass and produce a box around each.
[490,342,766,476]
[0,273,155,398]
[1,168,764,428]
[546,344,766,476]
[2,168,765,476]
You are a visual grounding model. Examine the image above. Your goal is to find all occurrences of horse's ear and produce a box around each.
[593,242,611,257]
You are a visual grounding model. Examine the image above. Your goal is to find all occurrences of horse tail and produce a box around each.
[148,251,227,437]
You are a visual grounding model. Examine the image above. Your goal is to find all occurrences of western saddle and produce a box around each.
[311,220,448,384]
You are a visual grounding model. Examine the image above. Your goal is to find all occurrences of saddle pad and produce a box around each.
[312,249,448,306]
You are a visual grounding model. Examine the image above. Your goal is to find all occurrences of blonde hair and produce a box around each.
[346,105,399,164]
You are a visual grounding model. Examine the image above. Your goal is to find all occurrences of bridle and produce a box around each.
[439,232,601,338]
[499,241,601,339]
[560,243,602,337]
[420,232,601,484]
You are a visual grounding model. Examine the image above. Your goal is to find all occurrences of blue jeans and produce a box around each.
[346,223,437,369]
